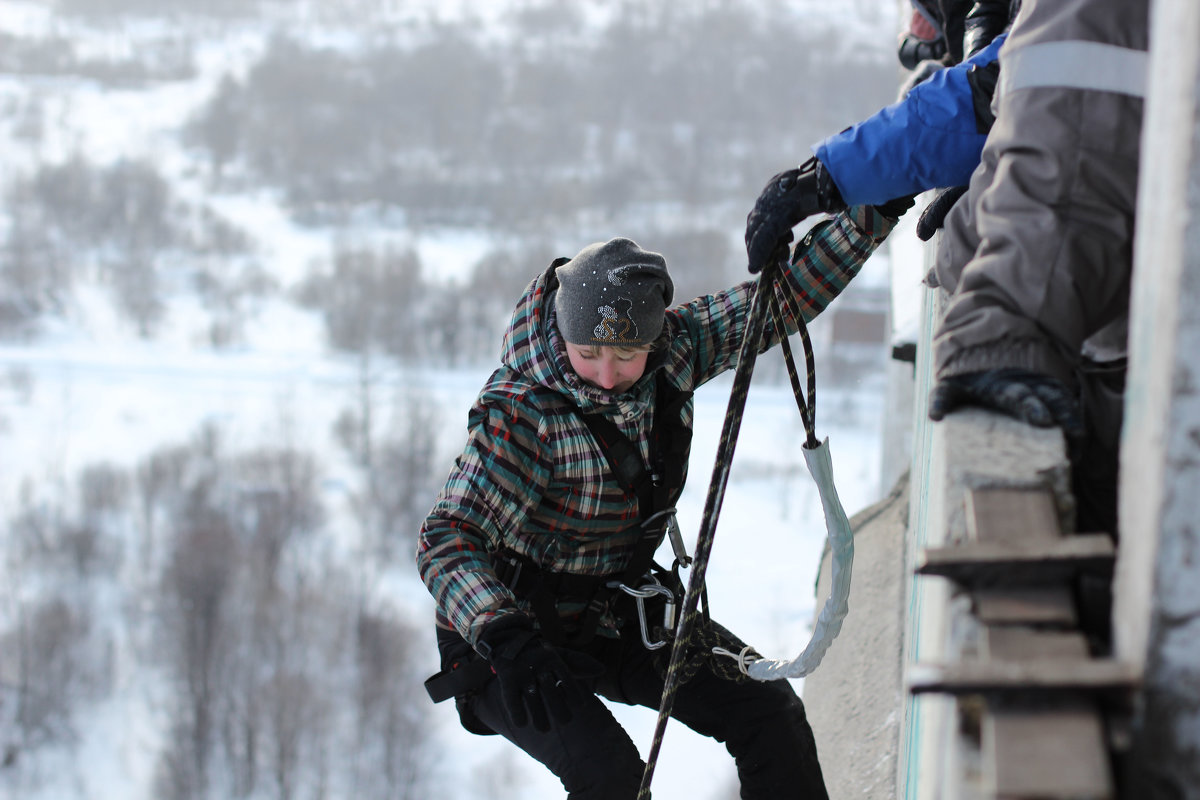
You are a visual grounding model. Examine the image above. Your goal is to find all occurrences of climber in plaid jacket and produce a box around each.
[417,202,901,800]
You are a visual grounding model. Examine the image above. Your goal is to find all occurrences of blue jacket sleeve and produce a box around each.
[814,34,1006,206]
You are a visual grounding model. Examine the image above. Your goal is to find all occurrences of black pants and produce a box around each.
[463,622,829,800]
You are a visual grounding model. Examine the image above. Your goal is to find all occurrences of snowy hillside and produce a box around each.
[0,0,902,798]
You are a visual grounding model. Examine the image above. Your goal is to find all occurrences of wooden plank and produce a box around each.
[985,627,1089,659]
[974,588,1078,626]
[983,629,1113,797]
[917,534,1115,586]
[986,703,1114,799]
[934,490,1122,798]
[966,486,1062,543]
[907,659,1138,696]
[922,488,1122,797]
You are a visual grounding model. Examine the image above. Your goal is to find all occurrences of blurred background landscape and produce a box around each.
[0,1,902,798]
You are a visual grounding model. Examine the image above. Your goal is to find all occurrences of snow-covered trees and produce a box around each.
[1,424,437,800]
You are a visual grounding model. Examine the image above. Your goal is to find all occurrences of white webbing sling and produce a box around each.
[710,436,854,681]
[748,438,852,680]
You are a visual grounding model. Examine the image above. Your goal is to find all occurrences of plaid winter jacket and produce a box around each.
[416,206,895,647]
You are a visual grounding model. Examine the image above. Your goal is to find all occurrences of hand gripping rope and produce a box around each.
[637,257,855,798]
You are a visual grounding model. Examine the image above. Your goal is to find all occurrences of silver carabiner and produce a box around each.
[608,573,677,650]
[642,508,691,567]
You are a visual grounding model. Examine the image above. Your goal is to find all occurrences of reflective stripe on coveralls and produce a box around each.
[998,40,1148,99]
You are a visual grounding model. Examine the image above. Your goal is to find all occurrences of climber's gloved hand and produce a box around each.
[916,186,969,241]
[875,193,918,221]
[746,156,845,274]
[928,368,1087,442]
[476,614,595,732]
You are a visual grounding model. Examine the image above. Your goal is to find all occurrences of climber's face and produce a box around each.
[565,343,649,394]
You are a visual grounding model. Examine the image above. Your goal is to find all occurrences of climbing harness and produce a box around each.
[638,253,856,797]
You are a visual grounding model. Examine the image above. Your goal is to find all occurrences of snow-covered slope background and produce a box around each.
[0,1,902,798]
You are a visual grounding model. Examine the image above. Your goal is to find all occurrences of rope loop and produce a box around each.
[710,644,763,677]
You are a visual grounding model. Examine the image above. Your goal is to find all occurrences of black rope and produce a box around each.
[635,275,768,795]
[769,279,820,449]
[638,255,824,797]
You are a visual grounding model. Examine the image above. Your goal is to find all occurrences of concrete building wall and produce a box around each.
[1113,0,1200,794]
[804,475,908,800]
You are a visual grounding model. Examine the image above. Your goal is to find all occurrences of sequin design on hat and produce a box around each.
[593,297,639,343]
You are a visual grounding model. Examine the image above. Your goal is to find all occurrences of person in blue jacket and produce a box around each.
[744,32,1005,274]
[816,32,1005,210]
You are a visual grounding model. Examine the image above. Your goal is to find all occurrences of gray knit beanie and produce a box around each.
[554,238,673,347]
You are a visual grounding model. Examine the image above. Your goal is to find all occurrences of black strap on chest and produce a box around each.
[581,369,692,518]
[492,369,693,647]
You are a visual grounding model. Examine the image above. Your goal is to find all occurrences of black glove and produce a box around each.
[916,186,968,241]
[928,368,1086,442]
[898,31,947,70]
[745,156,845,274]
[476,615,593,732]
[875,193,917,221]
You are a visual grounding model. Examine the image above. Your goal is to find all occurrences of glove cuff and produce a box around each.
[816,155,844,211]
[476,613,537,660]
